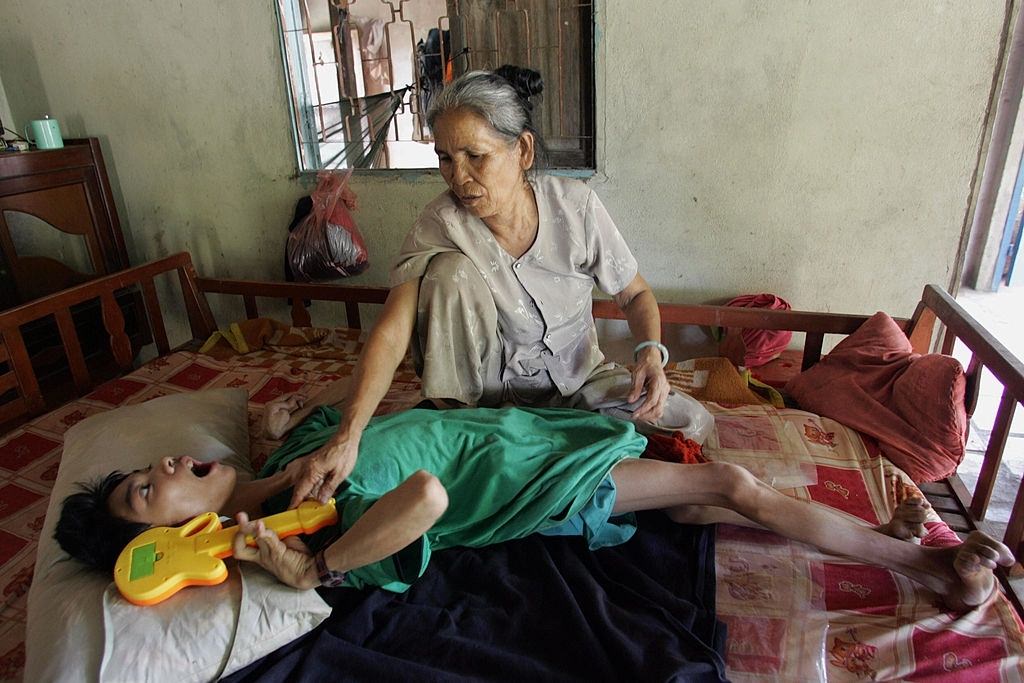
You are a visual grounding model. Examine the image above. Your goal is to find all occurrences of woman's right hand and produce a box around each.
[286,280,419,509]
[288,434,360,508]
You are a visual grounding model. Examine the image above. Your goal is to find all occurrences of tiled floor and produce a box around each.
[952,285,1024,539]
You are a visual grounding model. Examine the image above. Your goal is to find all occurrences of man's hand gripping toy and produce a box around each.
[114,499,338,605]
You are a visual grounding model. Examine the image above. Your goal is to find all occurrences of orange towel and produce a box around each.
[643,431,709,465]
[666,357,770,406]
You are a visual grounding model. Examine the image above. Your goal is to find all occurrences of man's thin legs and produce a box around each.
[608,458,1013,609]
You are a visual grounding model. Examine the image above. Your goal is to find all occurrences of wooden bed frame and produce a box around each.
[3,251,1023,597]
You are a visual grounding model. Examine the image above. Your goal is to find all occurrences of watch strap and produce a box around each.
[314,549,347,587]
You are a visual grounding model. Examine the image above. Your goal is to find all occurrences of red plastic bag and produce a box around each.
[287,171,369,280]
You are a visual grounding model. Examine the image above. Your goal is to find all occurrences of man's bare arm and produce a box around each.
[233,471,448,589]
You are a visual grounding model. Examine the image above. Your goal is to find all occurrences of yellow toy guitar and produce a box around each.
[114,499,338,606]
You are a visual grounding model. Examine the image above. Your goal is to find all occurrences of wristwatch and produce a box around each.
[314,549,347,588]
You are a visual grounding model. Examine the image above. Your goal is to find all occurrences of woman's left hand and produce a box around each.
[628,347,670,422]
[232,512,319,590]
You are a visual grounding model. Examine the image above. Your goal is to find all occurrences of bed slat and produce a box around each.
[906,303,936,354]
[0,395,29,426]
[345,302,361,329]
[290,299,312,328]
[54,308,91,393]
[0,369,18,395]
[968,389,1017,522]
[100,291,132,370]
[801,332,825,371]
[1003,476,1024,559]
[964,355,983,421]
[925,493,963,515]
[0,328,44,415]
[140,277,170,355]
[177,264,217,340]
[243,295,258,320]
[941,325,957,355]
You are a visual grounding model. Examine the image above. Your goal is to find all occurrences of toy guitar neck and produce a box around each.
[114,499,338,606]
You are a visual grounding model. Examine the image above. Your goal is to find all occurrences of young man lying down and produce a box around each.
[56,398,1011,612]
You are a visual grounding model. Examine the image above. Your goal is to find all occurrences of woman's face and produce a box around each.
[108,456,237,527]
[433,108,534,222]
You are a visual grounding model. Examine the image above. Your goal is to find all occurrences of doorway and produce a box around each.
[955,2,1024,541]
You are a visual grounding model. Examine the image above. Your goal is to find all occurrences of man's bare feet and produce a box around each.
[931,531,1015,612]
[263,394,305,439]
[875,497,930,540]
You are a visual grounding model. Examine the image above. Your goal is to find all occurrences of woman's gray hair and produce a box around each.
[426,65,547,166]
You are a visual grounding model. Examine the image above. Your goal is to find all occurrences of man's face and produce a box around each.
[108,456,237,527]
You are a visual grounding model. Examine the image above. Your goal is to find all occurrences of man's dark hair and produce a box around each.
[55,471,150,571]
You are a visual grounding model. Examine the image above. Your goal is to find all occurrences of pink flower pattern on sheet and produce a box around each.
[714,415,783,452]
[707,403,1024,681]
[828,630,877,678]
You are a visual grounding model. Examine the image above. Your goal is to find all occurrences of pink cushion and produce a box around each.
[892,355,968,467]
[725,293,793,367]
[785,312,967,482]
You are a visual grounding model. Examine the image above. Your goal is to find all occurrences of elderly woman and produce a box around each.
[290,65,710,507]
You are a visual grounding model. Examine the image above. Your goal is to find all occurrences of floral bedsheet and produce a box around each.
[1,336,1022,681]
[705,403,1024,681]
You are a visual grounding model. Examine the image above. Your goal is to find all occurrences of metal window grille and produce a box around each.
[276,0,595,171]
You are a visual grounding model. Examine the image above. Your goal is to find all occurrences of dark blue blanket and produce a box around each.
[224,512,726,682]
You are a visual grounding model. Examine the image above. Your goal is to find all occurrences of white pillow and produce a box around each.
[26,388,331,683]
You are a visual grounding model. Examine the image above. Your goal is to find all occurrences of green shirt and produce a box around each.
[259,406,646,591]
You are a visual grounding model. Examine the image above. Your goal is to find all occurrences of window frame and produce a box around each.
[274,0,598,176]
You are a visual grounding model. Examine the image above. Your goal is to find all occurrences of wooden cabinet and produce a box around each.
[0,138,148,391]
[0,138,129,301]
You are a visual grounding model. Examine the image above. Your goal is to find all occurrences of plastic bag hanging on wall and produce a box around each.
[287,171,369,281]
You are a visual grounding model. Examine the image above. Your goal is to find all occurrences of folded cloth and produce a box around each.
[666,357,769,406]
[739,369,786,408]
[643,431,709,465]
[724,293,793,368]
[199,318,330,360]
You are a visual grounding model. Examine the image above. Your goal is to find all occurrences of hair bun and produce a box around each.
[494,65,544,103]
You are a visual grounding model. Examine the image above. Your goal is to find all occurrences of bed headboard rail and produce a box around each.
[195,278,389,330]
[619,286,1023,558]
[910,285,1024,552]
[591,299,912,371]
[0,252,215,426]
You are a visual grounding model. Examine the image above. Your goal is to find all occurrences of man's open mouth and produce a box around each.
[189,461,214,478]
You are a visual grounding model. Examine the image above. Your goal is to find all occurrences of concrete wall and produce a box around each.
[595,3,1003,314]
[0,71,15,138]
[0,1,1007,340]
